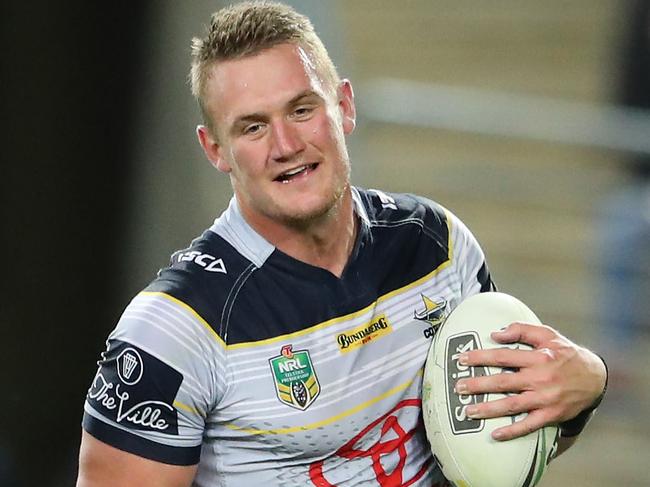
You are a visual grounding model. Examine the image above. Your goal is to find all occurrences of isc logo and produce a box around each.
[176,250,227,273]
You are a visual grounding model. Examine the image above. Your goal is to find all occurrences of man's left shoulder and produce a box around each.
[356,187,448,230]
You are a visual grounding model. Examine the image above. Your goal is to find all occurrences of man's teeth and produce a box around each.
[284,165,308,177]
[277,164,316,182]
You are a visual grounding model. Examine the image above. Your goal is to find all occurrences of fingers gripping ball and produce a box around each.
[422,292,558,487]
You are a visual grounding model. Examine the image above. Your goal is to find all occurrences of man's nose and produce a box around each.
[270,120,305,162]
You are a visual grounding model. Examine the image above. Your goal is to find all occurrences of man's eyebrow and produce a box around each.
[229,90,324,132]
[232,112,266,126]
[287,90,322,105]
[229,111,267,136]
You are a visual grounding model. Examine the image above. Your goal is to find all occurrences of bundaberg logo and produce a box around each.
[337,314,392,353]
[269,345,320,410]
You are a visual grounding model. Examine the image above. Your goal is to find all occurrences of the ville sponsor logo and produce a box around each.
[414,295,447,339]
[116,347,143,385]
[269,345,320,410]
[445,332,489,435]
[88,373,176,432]
[176,250,227,273]
[87,341,181,434]
[337,314,392,353]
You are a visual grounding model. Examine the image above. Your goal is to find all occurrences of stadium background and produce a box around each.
[2,0,649,485]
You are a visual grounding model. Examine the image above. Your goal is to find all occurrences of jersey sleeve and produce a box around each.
[446,209,497,299]
[405,192,496,300]
[82,291,226,465]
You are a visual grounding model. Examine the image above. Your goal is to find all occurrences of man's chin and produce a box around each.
[251,181,349,229]
[276,202,337,229]
[275,189,347,229]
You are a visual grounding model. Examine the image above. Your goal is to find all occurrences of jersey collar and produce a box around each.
[210,187,370,268]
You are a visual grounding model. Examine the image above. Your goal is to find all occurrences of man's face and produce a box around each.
[198,43,356,229]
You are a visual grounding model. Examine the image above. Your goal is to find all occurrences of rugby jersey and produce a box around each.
[83,187,495,486]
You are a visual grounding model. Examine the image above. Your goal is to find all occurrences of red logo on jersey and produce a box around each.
[309,399,435,487]
[281,344,294,358]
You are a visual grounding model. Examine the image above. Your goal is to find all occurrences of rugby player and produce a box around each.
[76,2,607,486]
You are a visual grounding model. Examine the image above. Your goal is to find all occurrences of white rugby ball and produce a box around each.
[422,292,558,487]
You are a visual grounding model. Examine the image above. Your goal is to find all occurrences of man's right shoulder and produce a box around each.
[142,229,255,338]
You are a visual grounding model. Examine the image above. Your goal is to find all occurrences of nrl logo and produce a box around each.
[269,345,320,411]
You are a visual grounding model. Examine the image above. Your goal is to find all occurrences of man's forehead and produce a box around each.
[295,45,318,73]
[204,43,328,124]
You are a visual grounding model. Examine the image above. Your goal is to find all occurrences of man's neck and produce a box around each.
[240,189,358,278]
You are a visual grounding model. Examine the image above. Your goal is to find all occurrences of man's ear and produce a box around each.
[196,125,231,173]
[337,79,356,135]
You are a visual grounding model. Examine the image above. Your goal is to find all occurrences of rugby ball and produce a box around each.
[422,292,558,487]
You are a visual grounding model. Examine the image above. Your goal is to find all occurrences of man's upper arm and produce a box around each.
[446,209,496,298]
[79,292,225,482]
[77,430,198,487]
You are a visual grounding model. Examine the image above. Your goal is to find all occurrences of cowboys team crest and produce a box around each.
[269,344,320,410]
[414,295,448,339]
[414,295,447,327]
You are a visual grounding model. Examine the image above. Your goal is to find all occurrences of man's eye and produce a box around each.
[243,123,263,135]
[293,106,314,118]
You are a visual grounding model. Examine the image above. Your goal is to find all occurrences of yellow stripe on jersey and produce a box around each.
[227,301,377,350]
[143,210,453,352]
[380,207,454,302]
[229,209,453,350]
[173,400,203,417]
[225,369,423,435]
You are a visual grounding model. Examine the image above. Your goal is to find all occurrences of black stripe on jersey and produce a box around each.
[219,191,453,345]
[477,262,497,292]
[145,229,253,341]
[143,189,454,346]
[82,413,201,465]
[361,191,451,298]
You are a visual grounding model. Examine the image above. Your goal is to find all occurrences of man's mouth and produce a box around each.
[274,163,318,183]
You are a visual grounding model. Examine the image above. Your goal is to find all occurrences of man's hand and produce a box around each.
[453,322,607,441]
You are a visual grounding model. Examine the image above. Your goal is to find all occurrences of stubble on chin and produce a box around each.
[274,160,353,226]
[277,179,349,230]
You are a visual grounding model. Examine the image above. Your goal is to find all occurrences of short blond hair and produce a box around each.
[190,1,340,129]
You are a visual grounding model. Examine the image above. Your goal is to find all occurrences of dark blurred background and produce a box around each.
[2,1,149,485]
[2,1,649,486]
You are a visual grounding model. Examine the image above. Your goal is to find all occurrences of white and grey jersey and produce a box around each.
[82,187,495,486]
